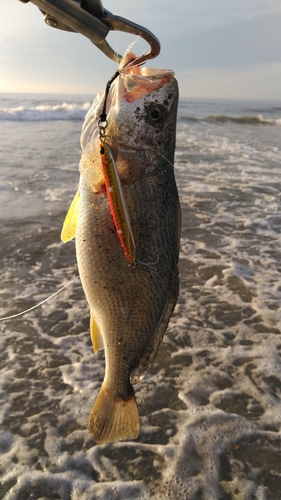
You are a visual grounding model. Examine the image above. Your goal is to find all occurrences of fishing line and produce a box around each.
[134,254,159,273]
[150,148,183,194]
[121,36,145,68]
[0,275,80,321]
[98,56,136,133]
[99,137,176,168]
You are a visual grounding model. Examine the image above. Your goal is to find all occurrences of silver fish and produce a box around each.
[61,54,180,443]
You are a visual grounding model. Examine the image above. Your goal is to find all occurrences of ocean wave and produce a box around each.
[180,114,281,126]
[0,101,91,121]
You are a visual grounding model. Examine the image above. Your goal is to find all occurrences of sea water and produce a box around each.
[0,93,281,499]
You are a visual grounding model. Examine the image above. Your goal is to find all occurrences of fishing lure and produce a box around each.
[100,141,136,264]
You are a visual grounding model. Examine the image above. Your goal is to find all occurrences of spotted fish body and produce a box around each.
[62,56,180,443]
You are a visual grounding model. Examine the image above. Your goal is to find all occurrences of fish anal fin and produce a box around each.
[88,384,140,444]
[61,189,80,243]
[90,312,104,354]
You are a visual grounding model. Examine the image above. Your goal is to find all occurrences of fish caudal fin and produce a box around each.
[88,384,140,444]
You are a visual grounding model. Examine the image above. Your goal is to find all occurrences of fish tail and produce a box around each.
[88,384,140,444]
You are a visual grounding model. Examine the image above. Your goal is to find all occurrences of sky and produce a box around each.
[1,0,281,99]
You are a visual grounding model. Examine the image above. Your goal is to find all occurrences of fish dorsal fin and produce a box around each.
[130,202,181,384]
[90,312,104,354]
[61,189,80,242]
[130,267,179,385]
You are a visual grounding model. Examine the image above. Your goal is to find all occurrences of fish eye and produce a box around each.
[146,104,167,127]
[151,108,161,120]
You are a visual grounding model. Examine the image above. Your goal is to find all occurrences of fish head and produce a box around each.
[80,53,178,187]
[107,53,179,161]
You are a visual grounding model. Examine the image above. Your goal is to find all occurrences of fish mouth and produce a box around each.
[117,52,175,103]
[80,52,175,151]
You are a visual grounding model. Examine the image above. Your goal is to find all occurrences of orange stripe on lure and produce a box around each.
[100,141,136,264]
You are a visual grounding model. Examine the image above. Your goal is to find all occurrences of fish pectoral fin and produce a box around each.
[88,384,140,444]
[61,189,80,243]
[90,312,104,354]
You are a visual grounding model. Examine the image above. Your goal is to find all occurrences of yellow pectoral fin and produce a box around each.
[61,189,80,242]
[90,312,104,354]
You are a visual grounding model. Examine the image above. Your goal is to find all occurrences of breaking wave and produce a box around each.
[2,97,280,127]
[0,101,91,121]
[180,114,281,126]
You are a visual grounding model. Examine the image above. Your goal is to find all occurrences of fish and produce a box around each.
[61,53,180,444]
